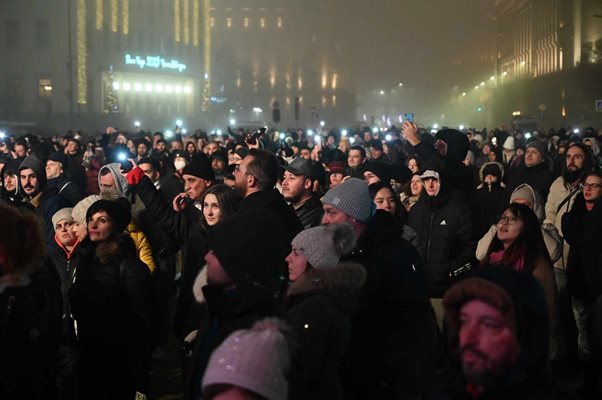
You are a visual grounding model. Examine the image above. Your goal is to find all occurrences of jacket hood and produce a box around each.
[435,129,469,163]
[286,262,366,314]
[509,183,544,221]
[98,163,129,196]
[18,156,46,193]
[583,137,600,156]
[478,161,505,183]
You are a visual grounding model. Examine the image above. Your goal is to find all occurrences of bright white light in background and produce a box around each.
[459,125,465,130]
[341,129,348,136]
[184,86,192,94]
[182,129,188,134]
[252,107,263,113]
[380,128,387,132]
[573,128,580,134]
[474,85,479,90]
[379,90,385,95]
[145,83,153,92]
[480,82,485,86]
[113,82,120,90]
[349,137,356,144]
[307,129,314,136]
[123,82,131,91]
[165,130,174,138]
[176,119,183,127]
[216,129,222,135]
[229,119,236,126]
[155,84,164,93]
[314,134,322,143]
[372,127,378,133]
[134,83,142,92]
[165,85,174,93]
[117,152,127,161]
[462,92,466,96]
[134,121,141,128]
[502,71,508,76]
[0,131,6,139]
[524,132,532,139]
[279,133,286,140]
[433,123,439,129]
[320,121,325,127]
[430,129,438,134]
[490,76,495,81]
[398,82,403,87]
[385,134,392,141]
[520,61,526,66]
[175,85,183,93]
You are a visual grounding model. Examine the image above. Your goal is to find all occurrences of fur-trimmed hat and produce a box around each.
[291,224,356,269]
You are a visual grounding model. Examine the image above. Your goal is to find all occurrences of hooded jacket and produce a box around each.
[408,165,476,298]
[285,262,366,400]
[98,163,129,195]
[471,162,506,239]
[477,184,562,263]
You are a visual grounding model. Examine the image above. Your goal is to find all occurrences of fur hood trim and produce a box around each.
[193,266,208,304]
[286,262,366,312]
[93,234,136,265]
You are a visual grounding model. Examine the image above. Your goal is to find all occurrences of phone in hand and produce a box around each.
[404,113,414,124]
[245,127,267,145]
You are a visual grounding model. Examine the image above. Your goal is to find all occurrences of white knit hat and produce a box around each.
[202,318,291,400]
[503,136,515,150]
[291,224,356,268]
[51,207,73,230]
[71,195,100,226]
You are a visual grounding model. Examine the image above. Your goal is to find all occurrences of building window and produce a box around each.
[243,17,249,29]
[226,17,232,29]
[260,18,266,28]
[35,19,50,48]
[210,17,215,28]
[277,17,282,29]
[38,79,53,100]
[6,20,19,49]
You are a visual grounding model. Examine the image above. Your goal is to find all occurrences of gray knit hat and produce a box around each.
[526,140,549,159]
[291,224,356,269]
[51,207,74,230]
[72,195,100,226]
[322,177,373,222]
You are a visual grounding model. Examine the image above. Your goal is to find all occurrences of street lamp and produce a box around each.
[134,121,141,128]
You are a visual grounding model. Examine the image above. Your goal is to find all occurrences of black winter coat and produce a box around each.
[293,193,324,229]
[285,262,366,400]
[408,192,476,298]
[69,235,153,399]
[505,162,554,201]
[340,210,436,399]
[471,182,506,239]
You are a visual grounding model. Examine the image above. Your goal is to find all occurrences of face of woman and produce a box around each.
[87,211,113,242]
[496,210,523,247]
[285,248,308,281]
[72,222,88,241]
[410,175,423,196]
[203,194,222,226]
[407,158,419,174]
[374,187,396,214]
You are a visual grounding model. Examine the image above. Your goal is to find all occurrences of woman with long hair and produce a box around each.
[484,203,556,311]
[400,172,423,212]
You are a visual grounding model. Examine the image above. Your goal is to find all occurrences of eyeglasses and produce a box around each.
[497,214,519,225]
[581,183,602,190]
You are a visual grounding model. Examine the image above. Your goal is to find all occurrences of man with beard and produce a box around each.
[281,157,323,228]
[433,265,556,399]
[233,148,302,245]
[544,143,594,368]
[19,156,68,250]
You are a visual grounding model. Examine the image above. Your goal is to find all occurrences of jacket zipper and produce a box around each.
[425,212,434,265]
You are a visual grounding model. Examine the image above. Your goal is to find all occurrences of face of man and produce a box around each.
[370,148,383,160]
[524,147,543,167]
[348,149,364,169]
[212,158,226,174]
[300,149,311,160]
[99,172,117,191]
[321,204,353,226]
[422,177,440,197]
[205,250,234,287]
[137,144,149,157]
[55,219,77,247]
[156,141,166,152]
[19,168,39,196]
[65,141,78,155]
[233,156,252,198]
[282,171,311,204]
[3,173,16,192]
[45,160,63,179]
[583,175,602,203]
[459,299,520,387]
[205,142,219,156]
[139,163,160,183]
[183,174,210,201]
[15,144,27,158]
[329,172,344,188]
[565,146,585,173]
[363,171,381,186]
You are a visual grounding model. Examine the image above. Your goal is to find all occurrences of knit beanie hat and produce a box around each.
[72,195,101,226]
[47,151,68,167]
[86,198,132,234]
[291,224,356,269]
[202,318,291,400]
[183,153,215,181]
[364,161,391,184]
[509,183,536,205]
[322,178,373,222]
[51,207,74,230]
[526,140,548,159]
[503,136,515,150]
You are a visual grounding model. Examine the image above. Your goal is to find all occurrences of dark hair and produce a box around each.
[201,184,239,229]
[485,203,551,274]
[406,154,422,170]
[186,141,198,153]
[349,145,366,159]
[585,169,602,182]
[138,157,161,173]
[368,181,404,222]
[561,143,595,187]
[246,149,278,190]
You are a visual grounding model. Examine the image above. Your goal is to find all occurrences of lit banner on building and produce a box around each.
[124,54,187,72]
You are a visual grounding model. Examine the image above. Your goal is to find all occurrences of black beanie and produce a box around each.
[86,199,132,234]
[182,153,215,181]
[435,129,469,163]
[364,161,391,183]
[482,163,502,180]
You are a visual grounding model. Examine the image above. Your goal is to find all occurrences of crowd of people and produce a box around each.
[1,121,602,399]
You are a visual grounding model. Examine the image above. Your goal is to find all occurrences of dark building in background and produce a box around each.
[0,0,356,133]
